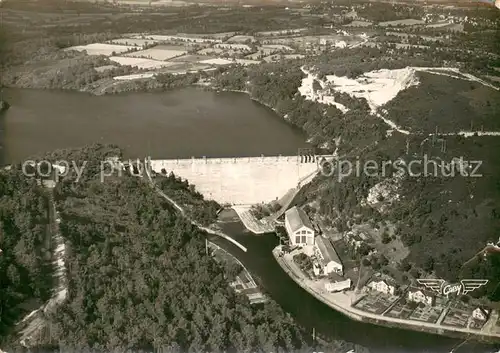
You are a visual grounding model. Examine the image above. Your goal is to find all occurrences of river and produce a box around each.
[2,87,498,353]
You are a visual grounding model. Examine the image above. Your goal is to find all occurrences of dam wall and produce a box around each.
[149,155,322,205]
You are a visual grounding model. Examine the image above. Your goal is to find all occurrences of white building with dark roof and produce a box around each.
[284,206,315,246]
[407,287,436,306]
[313,236,343,276]
[367,278,396,295]
[325,278,352,292]
[472,307,491,321]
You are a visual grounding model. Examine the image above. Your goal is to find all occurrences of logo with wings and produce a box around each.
[416,279,488,297]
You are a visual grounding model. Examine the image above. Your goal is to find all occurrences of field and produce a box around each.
[226,35,256,43]
[344,20,373,27]
[65,43,136,56]
[378,19,426,26]
[123,47,188,60]
[113,73,156,80]
[109,56,176,69]
[137,34,221,43]
[169,54,216,62]
[198,58,233,65]
[197,48,224,55]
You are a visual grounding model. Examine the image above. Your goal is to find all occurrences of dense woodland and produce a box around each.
[154,171,220,226]
[0,170,53,342]
[0,144,337,352]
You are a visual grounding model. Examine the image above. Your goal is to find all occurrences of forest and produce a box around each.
[1,144,347,352]
[154,171,220,226]
[0,169,54,343]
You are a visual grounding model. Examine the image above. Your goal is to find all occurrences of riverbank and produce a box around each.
[273,246,500,344]
[208,240,267,304]
[216,88,285,117]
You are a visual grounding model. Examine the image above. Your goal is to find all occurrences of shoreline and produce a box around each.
[272,246,500,344]
[215,88,291,122]
[4,80,285,118]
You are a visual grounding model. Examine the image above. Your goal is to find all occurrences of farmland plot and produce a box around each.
[65,43,136,56]
[109,56,176,69]
[124,47,187,61]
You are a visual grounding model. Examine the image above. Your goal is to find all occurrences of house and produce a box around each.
[367,278,396,296]
[472,307,491,321]
[325,278,352,292]
[313,236,343,276]
[407,287,436,306]
[285,206,315,247]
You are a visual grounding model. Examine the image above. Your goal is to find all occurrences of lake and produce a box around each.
[1,87,308,164]
[1,87,498,353]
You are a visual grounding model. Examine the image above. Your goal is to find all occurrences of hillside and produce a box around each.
[212,50,500,300]
[385,72,500,134]
[0,144,365,353]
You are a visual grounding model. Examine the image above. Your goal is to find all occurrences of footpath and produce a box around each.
[273,246,500,342]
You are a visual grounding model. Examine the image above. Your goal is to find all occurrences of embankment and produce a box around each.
[273,247,500,344]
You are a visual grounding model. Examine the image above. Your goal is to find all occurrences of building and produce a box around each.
[284,206,315,246]
[472,307,491,321]
[407,287,436,306]
[367,278,396,296]
[325,278,352,292]
[313,236,343,276]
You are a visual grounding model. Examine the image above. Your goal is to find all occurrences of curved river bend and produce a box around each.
[2,87,498,353]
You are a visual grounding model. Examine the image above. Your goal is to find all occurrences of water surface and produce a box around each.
[2,87,309,163]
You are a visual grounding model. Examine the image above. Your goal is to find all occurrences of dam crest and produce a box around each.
[148,154,330,205]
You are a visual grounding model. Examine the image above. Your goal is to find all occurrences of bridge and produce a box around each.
[148,154,331,205]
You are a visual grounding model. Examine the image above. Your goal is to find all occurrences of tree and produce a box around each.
[423,256,434,273]
[399,259,411,272]
[381,231,391,244]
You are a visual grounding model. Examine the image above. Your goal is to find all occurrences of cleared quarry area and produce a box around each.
[149,156,320,205]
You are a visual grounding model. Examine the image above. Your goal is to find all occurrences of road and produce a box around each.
[274,246,500,342]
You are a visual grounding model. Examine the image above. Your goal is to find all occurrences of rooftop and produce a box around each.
[474,307,491,316]
[408,287,436,298]
[315,235,342,266]
[369,276,397,288]
[285,206,314,233]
